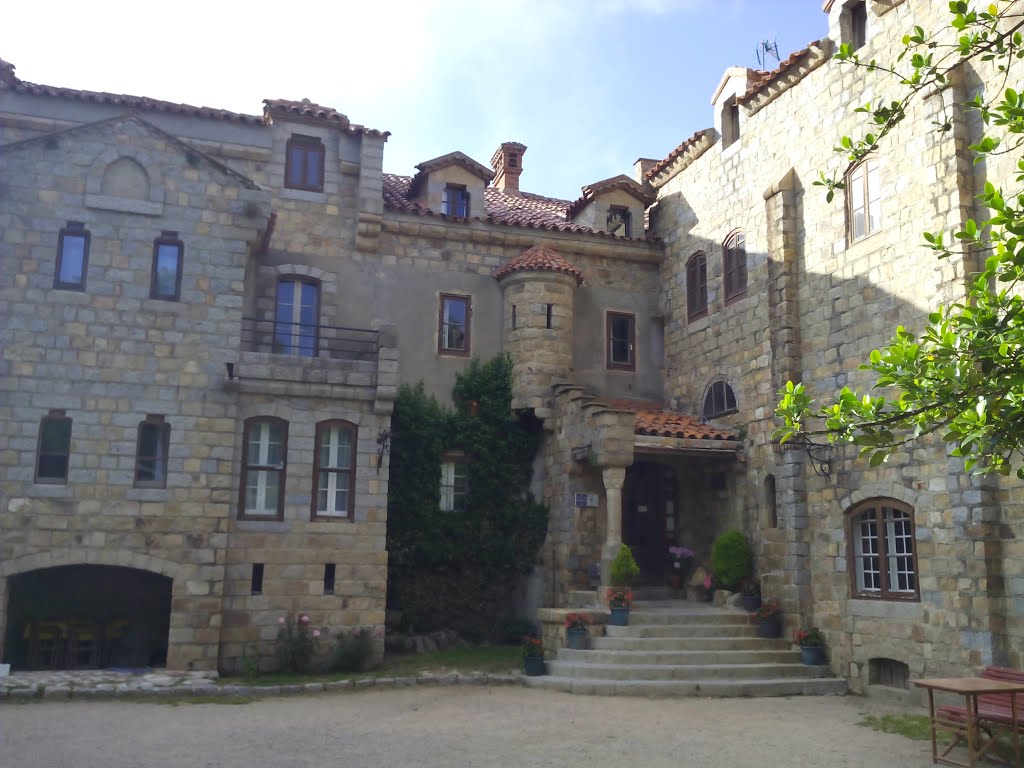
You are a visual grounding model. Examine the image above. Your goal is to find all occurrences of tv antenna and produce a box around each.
[756,38,780,69]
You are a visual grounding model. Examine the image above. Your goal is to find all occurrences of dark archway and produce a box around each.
[4,565,172,670]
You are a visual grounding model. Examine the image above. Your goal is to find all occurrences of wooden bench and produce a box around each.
[937,667,1024,734]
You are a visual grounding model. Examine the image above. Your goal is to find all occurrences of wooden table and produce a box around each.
[913,677,1024,767]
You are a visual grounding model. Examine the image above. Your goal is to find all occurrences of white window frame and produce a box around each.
[847,157,880,243]
[242,418,286,518]
[439,459,468,512]
[314,421,356,520]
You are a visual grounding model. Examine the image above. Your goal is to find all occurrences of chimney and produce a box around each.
[491,142,527,195]
[634,157,659,182]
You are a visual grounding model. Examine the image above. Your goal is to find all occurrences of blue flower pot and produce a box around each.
[523,656,545,676]
[800,645,826,665]
[566,628,588,650]
[608,606,630,626]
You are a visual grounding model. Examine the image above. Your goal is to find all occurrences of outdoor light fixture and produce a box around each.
[773,435,833,480]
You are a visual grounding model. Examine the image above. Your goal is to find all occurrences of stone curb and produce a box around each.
[0,672,526,703]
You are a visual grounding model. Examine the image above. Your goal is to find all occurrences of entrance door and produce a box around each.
[622,462,676,584]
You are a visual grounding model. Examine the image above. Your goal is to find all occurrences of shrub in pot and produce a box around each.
[710,529,753,591]
[754,599,783,638]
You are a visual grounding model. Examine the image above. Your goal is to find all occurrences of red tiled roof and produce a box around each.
[415,151,494,182]
[262,98,389,137]
[493,245,584,285]
[565,174,656,219]
[739,41,823,104]
[644,129,711,181]
[634,410,738,440]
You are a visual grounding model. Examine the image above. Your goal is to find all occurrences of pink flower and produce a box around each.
[299,614,310,625]
[312,629,321,638]
[278,616,285,625]
[703,575,712,589]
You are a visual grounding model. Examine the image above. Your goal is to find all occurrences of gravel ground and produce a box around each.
[0,687,933,768]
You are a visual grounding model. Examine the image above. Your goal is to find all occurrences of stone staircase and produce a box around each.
[526,600,847,698]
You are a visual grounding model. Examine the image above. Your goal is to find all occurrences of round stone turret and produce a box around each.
[494,246,583,414]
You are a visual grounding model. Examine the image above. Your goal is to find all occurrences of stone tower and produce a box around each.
[494,245,583,415]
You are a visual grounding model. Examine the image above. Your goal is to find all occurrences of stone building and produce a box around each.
[0,0,1021,687]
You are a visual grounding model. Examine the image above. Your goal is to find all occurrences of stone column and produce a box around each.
[600,466,626,584]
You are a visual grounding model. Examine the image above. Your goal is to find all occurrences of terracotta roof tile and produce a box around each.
[565,174,656,219]
[607,399,738,440]
[493,245,584,285]
[738,41,823,104]
[644,129,711,181]
[262,98,388,137]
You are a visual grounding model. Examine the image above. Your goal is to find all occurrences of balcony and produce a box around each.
[241,317,379,362]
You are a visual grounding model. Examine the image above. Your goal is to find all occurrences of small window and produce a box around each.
[274,278,320,357]
[845,1,868,51]
[686,252,708,320]
[438,293,471,356]
[439,458,468,513]
[722,100,740,149]
[765,474,778,528]
[723,230,747,301]
[441,184,470,217]
[35,411,72,483]
[847,498,918,601]
[135,415,170,488]
[545,304,553,329]
[512,305,517,330]
[323,563,336,595]
[151,232,183,301]
[703,380,738,418]
[251,563,264,595]
[312,420,357,520]
[606,312,636,370]
[239,417,287,519]
[847,157,880,242]
[285,134,325,192]
[607,206,632,238]
[869,658,910,689]
[55,222,90,290]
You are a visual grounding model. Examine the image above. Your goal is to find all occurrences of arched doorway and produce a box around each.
[622,461,678,584]
[4,565,172,670]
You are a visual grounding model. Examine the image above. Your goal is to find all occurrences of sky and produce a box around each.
[2,0,828,201]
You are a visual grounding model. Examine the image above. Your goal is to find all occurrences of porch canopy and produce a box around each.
[617,400,741,459]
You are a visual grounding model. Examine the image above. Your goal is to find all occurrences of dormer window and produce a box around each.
[285,134,325,192]
[442,184,470,217]
[842,1,868,50]
[607,206,632,238]
[722,100,740,149]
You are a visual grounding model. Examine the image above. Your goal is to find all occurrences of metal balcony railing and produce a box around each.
[241,317,379,362]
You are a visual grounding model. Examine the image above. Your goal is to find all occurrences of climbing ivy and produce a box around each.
[386,355,549,636]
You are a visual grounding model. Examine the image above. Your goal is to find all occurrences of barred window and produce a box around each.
[847,498,918,601]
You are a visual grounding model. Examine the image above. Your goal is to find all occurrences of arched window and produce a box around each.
[703,380,737,419]
[312,420,357,520]
[686,252,708,320]
[723,229,746,301]
[846,498,918,601]
[239,417,288,520]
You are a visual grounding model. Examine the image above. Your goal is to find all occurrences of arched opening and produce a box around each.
[4,565,172,670]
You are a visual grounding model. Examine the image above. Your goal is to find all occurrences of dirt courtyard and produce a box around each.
[0,687,933,767]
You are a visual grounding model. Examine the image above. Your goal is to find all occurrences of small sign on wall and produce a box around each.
[574,493,599,508]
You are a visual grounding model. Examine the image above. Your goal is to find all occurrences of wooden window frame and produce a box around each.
[439,453,469,513]
[284,134,326,193]
[54,222,90,291]
[274,276,321,358]
[846,157,881,243]
[150,231,184,301]
[846,498,920,602]
[723,230,747,303]
[438,293,471,356]
[238,416,288,521]
[134,415,170,489]
[686,252,708,321]
[606,311,636,371]
[441,184,470,217]
[311,419,357,521]
[35,410,72,484]
[703,379,738,418]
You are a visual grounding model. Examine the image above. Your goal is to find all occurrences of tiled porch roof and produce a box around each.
[493,245,584,285]
[609,400,738,441]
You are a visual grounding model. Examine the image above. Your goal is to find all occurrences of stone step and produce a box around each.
[607,623,760,638]
[556,648,799,665]
[567,590,598,608]
[627,610,749,626]
[594,636,790,652]
[546,660,832,681]
[523,675,848,698]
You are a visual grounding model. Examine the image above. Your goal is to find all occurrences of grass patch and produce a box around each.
[159,694,258,706]
[859,713,951,744]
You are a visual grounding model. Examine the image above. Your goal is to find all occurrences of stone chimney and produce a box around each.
[491,142,527,195]
[633,158,659,182]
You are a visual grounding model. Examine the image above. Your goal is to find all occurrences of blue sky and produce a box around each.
[3,0,827,201]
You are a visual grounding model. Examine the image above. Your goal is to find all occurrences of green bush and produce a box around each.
[710,530,753,589]
[333,628,373,673]
[609,544,640,587]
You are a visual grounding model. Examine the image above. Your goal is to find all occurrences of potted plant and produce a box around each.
[754,598,783,638]
[607,543,640,625]
[794,627,826,665]
[710,529,753,592]
[564,613,591,650]
[740,578,762,612]
[520,635,545,676]
[667,545,695,590]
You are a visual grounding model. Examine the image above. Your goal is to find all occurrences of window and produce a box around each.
[722,100,740,149]
[312,420,356,520]
[438,293,471,355]
[765,474,778,529]
[845,1,868,50]
[35,411,72,483]
[847,157,880,242]
[703,380,737,418]
[686,252,708,320]
[251,563,264,595]
[545,304,553,329]
[607,206,632,238]
[134,416,170,488]
[441,184,470,217]
[55,222,90,290]
[847,498,918,600]
[512,305,517,330]
[239,417,287,519]
[606,312,636,370]
[323,563,336,595]
[274,278,320,357]
[151,232,183,301]
[285,134,325,192]
[723,230,747,301]
[439,457,468,513]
